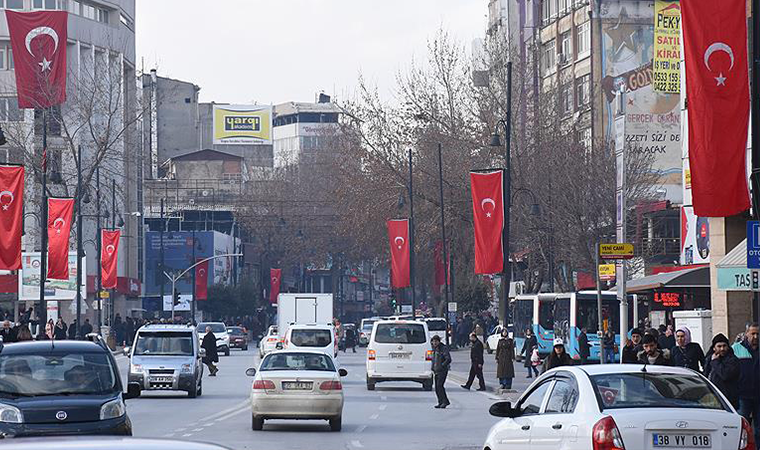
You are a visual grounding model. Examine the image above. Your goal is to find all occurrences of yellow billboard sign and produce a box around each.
[653,0,681,93]
[213,105,272,145]
[598,264,616,281]
[599,243,635,260]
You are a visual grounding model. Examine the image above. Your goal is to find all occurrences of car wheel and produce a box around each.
[422,379,433,391]
[188,381,198,398]
[329,416,342,432]
[251,414,264,431]
[197,379,203,397]
[243,345,248,351]
[225,348,230,357]
[366,377,376,391]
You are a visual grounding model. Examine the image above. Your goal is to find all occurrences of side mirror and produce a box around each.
[275,342,284,350]
[338,368,348,377]
[124,382,141,400]
[122,347,131,357]
[245,368,257,377]
[489,401,519,418]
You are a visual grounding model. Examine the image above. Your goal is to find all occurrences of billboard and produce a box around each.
[213,105,272,145]
[19,252,86,301]
[652,0,681,94]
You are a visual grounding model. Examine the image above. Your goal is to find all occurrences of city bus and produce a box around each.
[511,294,557,357]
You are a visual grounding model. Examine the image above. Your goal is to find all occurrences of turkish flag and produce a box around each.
[0,166,24,270]
[6,10,68,109]
[387,219,410,288]
[47,197,73,280]
[269,268,282,304]
[470,171,504,274]
[195,259,209,300]
[101,229,121,289]
[682,0,750,216]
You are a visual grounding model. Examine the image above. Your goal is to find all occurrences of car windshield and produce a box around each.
[290,329,332,347]
[426,320,447,331]
[134,332,194,356]
[590,373,729,411]
[261,353,336,372]
[374,323,427,344]
[0,353,118,396]
[198,323,226,333]
[228,328,245,336]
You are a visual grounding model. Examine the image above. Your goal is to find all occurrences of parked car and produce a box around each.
[127,324,204,398]
[483,364,756,450]
[258,326,280,359]
[196,322,230,356]
[366,320,433,391]
[226,326,248,351]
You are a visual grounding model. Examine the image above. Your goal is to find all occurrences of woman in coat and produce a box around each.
[53,318,67,340]
[495,329,515,390]
[521,329,539,378]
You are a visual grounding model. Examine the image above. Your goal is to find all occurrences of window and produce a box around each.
[578,127,592,149]
[33,0,62,9]
[559,32,572,64]
[560,83,573,115]
[541,0,557,24]
[0,48,5,71]
[374,323,427,344]
[134,332,194,356]
[0,98,24,122]
[8,48,13,70]
[545,378,579,413]
[0,353,118,396]
[538,300,554,332]
[590,373,729,411]
[261,353,336,372]
[576,74,590,108]
[558,0,570,14]
[289,329,333,347]
[577,22,591,56]
[519,381,552,415]
[541,40,556,75]
[3,0,24,9]
[69,0,81,14]
[198,323,226,333]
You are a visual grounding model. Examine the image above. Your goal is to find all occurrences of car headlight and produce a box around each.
[181,364,192,373]
[0,403,23,423]
[100,398,126,420]
[130,364,143,374]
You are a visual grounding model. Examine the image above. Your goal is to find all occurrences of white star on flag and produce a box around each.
[715,72,727,86]
[486,212,492,218]
[38,57,52,72]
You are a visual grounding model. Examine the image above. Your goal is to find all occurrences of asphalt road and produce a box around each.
[115,346,524,450]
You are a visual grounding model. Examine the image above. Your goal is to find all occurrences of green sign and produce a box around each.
[717,267,752,291]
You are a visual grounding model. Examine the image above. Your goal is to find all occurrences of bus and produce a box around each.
[552,290,638,362]
[511,294,557,357]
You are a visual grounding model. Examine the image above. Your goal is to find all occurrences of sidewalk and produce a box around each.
[447,346,536,402]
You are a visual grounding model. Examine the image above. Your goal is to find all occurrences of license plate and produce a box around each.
[653,434,711,448]
[390,352,411,359]
[282,382,312,390]
[151,376,173,383]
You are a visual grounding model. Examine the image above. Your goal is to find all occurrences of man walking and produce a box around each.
[431,335,451,409]
[637,334,671,366]
[461,333,486,391]
[201,326,219,376]
[622,328,643,363]
[732,323,759,444]
[578,327,590,365]
[704,333,741,409]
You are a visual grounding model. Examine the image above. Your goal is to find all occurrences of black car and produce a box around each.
[0,339,140,438]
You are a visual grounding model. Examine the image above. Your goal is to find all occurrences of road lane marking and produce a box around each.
[351,440,364,448]
[214,405,249,422]
[355,425,367,433]
[378,404,387,411]
[165,434,175,438]
[182,433,193,437]
[203,399,249,421]
[192,428,203,432]
[380,396,387,401]
[203,423,214,427]
[369,414,379,420]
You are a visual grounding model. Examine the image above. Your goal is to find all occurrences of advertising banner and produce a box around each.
[653,0,681,93]
[681,206,710,264]
[19,252,86,301]
[213,105,272,145]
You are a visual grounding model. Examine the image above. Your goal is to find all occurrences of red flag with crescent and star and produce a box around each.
[195,259,209,300]
[470,171,504,274]
[269,268,282,304]
[387,219,410,288]
[0,166,24,270]
[47,197,73,280]
[101,229,121,289]
[6,10,68,108]
[682,0,750,216]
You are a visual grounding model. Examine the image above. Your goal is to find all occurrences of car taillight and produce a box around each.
[740,417,756,450]
[320,381,342,390]
[252,380,276,391]
[267,337,278,342]
[592,416,625,450]
[368,350,376,360]
[426,350,433,361]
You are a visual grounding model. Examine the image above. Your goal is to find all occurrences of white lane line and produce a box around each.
[355,425,367,433]
[203,423,214,427]
[351,440,364,448]
[369,413,379,420]
[214,405,249,422]
[182,433,193,437]
[192,428,203,432]
[380,395,388,401]
[378,404,387,411]
[204,399,249,421]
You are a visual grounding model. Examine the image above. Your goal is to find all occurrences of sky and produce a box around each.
[136,0,487,105]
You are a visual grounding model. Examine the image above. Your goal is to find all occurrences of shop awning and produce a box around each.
[716,239,746,268]
[716,239,751,291]
[625,266,710,293]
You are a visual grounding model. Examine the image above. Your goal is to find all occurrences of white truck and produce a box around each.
[277,293,334,338]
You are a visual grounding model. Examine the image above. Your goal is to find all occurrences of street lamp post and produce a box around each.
[165,253,243,319]
[407,149,416,319]
[437,143,451,345]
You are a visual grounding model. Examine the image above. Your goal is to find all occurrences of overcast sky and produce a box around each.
[136,0,486,105]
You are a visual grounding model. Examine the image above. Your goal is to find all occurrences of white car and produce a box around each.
[283,324,337,359]
[258,325,280,358]
[366,320,433,391]
[197,322,230,356]
[246,350,347,431]
[485,325,513,354]
[483,364,755,450]
[424,317,448,342]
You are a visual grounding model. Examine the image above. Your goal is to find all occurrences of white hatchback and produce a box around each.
[483,364,755,450]
[246,350,346,431]
[283,324,337,359]
[366,320,433,391]
[258,325,280,358]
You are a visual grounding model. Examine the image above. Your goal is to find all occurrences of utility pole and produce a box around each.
[96,167,102,331]
[408,149,416,319]
[111,179,116,327]
[191,227,196,323]
[596,242,604,364]
[160,198,165,318]
[437,143,451,345]
[752,0,760,322]
[75,145,83,339]
[38,109,48,327]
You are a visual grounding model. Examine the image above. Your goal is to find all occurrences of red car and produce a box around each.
[226,326,249,351]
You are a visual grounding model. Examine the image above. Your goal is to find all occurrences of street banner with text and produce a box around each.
[0,166,24,270]
[682,0,750,216]
[101,229,121,289]
[387,219,411,288]
[195,259,209,300]
[653,1,681,93]
[47,197,73,280]
[269,268,282,304]
[470,170,504,274]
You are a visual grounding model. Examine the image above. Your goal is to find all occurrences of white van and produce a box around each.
[366,320,433,391]
[283,324,337,359]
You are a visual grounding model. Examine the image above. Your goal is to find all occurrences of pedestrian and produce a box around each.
[658,324,675,350]
[530,346,541,375]
[542,338,573,373]
[201,326,219,376]
[521,329,538,378]
[622,328,643,363]
[430,335,451,409]
[15,325,32,341]
[637,334,671,366]
[114,314,124,346]
[731,323,759,444]
[602,329,616,364]
[125,317,134,345]
[54,318,67,340]
[37,320,54,340]
[577,327,590,365]
[495,329,515,391]
[0,320,17,343]
[81,318,94,336]
[704,333,741,409]
[670,327,705,372]
[345,326,356,353]
[68,319,78,340]
[461,333,486,391]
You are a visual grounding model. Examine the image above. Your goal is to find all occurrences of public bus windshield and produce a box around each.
[577,297,621,334]
[512,299,533,338]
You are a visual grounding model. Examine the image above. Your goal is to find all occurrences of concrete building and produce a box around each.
[272,94,340,168]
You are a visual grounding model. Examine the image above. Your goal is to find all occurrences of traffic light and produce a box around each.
[173,289,180,306]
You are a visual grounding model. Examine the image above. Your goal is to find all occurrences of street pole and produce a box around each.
[752,0,760,322]
[596,242,604,364]
[408,148,416,319]
[96,167,102,331]
[75,145,83,339]
[160,198,165,318]
[38,109,48,328]
[501,61,513,327]
[437,143,451,345]
[191,227,196,323]
[111,179,116,327]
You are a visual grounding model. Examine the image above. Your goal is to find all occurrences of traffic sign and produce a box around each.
[747,221,760,269]
[99,291,110,299]
[598,264,616,281]
[447,302,458,313]
[599,243,635,260]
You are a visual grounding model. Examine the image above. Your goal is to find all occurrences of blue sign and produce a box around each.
[747,221,760,269]
[144,231,215,296]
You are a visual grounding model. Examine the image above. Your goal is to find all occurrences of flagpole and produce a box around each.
[437,143,450,345]
[111,178,116,328]
[752,0,760,322]
[75,145,82,339]
[96,166,102,331]
[407,148,416,319]
[38,108,48,329]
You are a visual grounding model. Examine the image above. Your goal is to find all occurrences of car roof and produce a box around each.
[425,317,446,321]
[0,340,109,355]
[198,322,225,326]
[139,324,195,332]
[265,349,334,357]
[558,364,699,377]
[287,324,333,330]
[374,319,426,326]
[0,437,230,450]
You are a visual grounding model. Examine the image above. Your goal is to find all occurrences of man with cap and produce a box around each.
[636,334,671,366]
[704,333,741,408]
[430,335,451,409]
[542,338,573,373]
[622,328,643,363]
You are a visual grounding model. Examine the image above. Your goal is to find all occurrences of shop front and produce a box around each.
[626,266,710,329]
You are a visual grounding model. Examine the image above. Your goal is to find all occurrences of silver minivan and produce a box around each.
[126,324,204,398]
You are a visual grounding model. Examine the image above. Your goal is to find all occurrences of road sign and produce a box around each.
[448,302,458,313]
[99,291,110,299]
[598,264,616,281]
[599,243,635,260]
[747,221,760,269]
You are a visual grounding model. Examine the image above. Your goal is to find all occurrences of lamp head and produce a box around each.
[490,132,502,147]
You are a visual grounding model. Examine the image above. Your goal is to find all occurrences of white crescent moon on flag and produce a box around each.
[106,244,115,254]
[394,236,405,248]
[481,198,496,211]
[703,42,734,71]
[272,277,278,283]
[53,217,65,228]
[0,190,14,202]
[25,27,60,57]
[199,269,206,276]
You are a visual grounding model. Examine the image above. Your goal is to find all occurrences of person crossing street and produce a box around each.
[431,335,451,409]
[201,326,219,376]
[461,333,486,391]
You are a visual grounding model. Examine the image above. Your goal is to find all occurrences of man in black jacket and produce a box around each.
[637,334,671,366]
[201,326,219,376]
[431,335,451,409]
[461,333,486,391]
[704,333,741,408]
[622,328,643,363]
[578,328,590,365]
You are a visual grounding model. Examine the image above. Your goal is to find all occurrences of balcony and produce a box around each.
[143,178,245,217]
